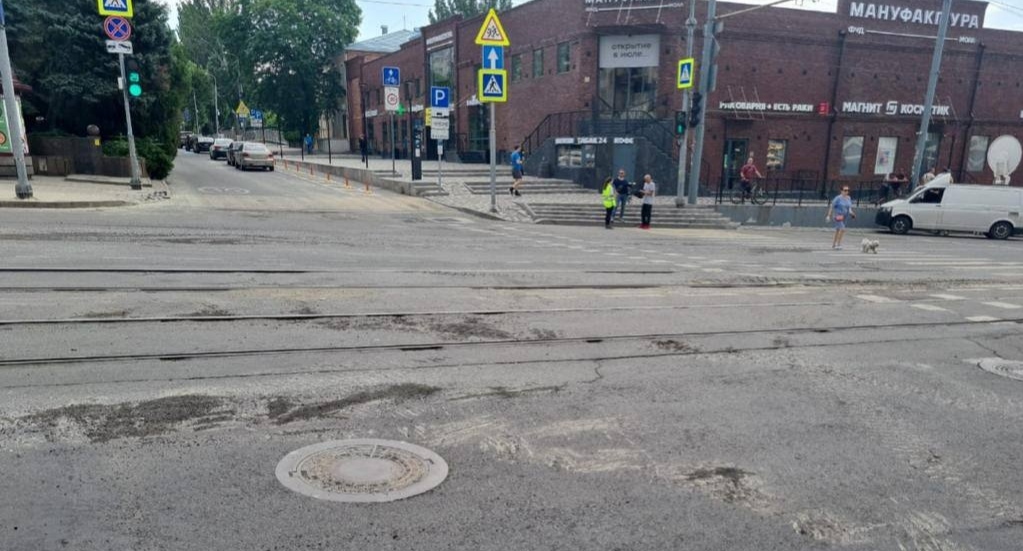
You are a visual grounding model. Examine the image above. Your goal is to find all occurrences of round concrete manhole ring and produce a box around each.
[275,439,449,503]
[977,358,1023,382]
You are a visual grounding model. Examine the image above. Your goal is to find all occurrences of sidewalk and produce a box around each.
[277,152,720,222]
[0,176,170,208]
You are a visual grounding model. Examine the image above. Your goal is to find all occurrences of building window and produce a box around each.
[557,144,595,168]
[557,42,571,73]
[533,48,544,78]
[598,67,658,115]
[511,54,523,82]
[840,136,864,176]
[967,135,988,172]
[430,47,454,89]
[874,136,898,175]
[766,140,787,171]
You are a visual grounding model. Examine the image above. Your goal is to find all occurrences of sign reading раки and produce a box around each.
[842,0,983,29]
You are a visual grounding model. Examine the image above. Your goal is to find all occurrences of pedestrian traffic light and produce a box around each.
[689,92,703,127]
[126,59,142,98]
[675,111,687,135]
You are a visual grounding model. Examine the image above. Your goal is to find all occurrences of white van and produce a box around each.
[875,181,1023,239]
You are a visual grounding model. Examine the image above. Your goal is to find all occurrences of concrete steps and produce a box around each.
[528,203,739,229]
[411,181,448,197]
[463,179,591,195]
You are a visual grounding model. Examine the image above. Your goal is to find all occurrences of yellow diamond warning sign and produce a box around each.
[474,9,509,46]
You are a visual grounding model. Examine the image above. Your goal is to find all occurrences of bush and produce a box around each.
[102,136,175,180]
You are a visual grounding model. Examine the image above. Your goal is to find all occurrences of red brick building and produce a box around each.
[346,0,1023,193]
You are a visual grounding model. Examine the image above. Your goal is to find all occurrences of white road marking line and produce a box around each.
[983,301,1023,310]
[771,267,797,272]
[674,264,700,269]
[702,268,725,273]
[930,294,967,301]
[967,315,1002,322]
[857,294,902,303]
[650,260,671,264]
[911,304,950,312]
[628,256,647,261]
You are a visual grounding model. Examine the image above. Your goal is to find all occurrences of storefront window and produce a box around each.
[967,135,988,172]
[557,42,571,73]
[840,136,864,176]
[874,136,898,175]
[429,47,454,89]
[557,144,595,168]
[766,140,787,171]
[924,132,941,171]
[598,67,657,116]
[533,48,544,78]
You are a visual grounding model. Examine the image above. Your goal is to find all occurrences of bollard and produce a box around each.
[344,177,351,189]
[326,173,331,182]
[364,181,371,194]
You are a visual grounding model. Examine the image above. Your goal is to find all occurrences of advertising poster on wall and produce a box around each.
[874,136,898,175]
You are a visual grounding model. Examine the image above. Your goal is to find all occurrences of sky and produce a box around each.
[156,0,1023,40]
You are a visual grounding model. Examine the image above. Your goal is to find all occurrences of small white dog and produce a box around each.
[860,238,880,254]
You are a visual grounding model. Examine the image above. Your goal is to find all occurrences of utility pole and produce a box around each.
[0,0,32,199]
[211,73,220,137]
[687,0,717,202]
[910,0,953,188]
[676,0,697,207]
[192,91,200,134]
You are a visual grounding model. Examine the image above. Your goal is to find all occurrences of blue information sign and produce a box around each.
[430,87,450,109]
[382,66,400,86]
[482,45,504,70]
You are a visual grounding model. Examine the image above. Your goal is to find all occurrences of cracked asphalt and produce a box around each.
[2,153,1023,550]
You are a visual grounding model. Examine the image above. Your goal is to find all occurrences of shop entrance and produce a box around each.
[722,139,749,190]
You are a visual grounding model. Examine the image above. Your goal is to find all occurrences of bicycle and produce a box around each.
[730,180,768,205]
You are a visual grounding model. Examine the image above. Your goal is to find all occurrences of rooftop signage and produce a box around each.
[841,0,985,29]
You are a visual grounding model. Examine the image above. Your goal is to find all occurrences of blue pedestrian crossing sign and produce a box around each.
[98,0,133,17]
[677,57,695,90]
[382,66,400,86]
[430,86,450,109]
[478,69,507,103]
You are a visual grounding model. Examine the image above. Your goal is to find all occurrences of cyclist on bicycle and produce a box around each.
[739,156,763,199]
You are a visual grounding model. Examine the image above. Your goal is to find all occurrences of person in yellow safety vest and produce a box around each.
[602,177,617,229]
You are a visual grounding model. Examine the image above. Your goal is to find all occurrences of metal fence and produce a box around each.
[714,177,904,207]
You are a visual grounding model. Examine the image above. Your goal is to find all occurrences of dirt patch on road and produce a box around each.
[26,394,226,443]
[317,315,513,340]
[271,383,440,425]
[654,339,699,353]
[187,304,233,317]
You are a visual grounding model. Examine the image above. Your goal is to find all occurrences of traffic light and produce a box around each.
[689,92,703,127]
[126,59,142,98]
[674,111,687,135]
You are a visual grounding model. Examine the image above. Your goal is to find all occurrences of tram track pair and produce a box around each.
[0,316,1017,369]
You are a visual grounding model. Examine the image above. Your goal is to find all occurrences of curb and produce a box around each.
[0,200,134,209]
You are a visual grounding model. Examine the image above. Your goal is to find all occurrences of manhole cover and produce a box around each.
[977,358,1023,381]
[275,439,448,503]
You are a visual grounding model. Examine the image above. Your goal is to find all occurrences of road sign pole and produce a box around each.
[910,0,953,189]
[489,103,496,213]
[390,112,396,175]
[0,1,32,199]
[119,53,142,190]
[677,0,697,207]
[438,141,443,189]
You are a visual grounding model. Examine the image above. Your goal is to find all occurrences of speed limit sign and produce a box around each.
[384,86,400,112]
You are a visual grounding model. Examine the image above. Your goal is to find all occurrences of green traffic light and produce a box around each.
[128,71,142,97]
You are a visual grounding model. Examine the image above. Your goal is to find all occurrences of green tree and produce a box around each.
[429,0,511,24]
[6,0,187,175]
[245,0,359,136]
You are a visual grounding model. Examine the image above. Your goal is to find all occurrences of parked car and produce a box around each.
[209,138,233,160]
[235,142,275,171]
[876,179,1023,240]
[192,136,214,153]
[226,141,245,166]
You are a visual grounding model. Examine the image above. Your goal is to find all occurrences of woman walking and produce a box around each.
[601,177,617,229]
[826,185,855,249]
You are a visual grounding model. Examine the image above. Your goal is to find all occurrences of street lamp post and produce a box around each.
[211,73,220,136]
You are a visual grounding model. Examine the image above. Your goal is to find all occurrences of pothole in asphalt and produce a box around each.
[275,439,449,503]
[977,358,1023,381]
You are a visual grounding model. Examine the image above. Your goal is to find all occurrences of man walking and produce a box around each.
[613,169,631,221]
[359,135,368,163]
[509,145,524,197]
[640,174,656,229]
[739,156,763,201]
[304,133,314,155]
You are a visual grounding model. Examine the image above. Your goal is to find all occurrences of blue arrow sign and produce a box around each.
[251,109,264,120]
[430,86,450,109]
[382,66,400,86]
[482,45,504,70]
